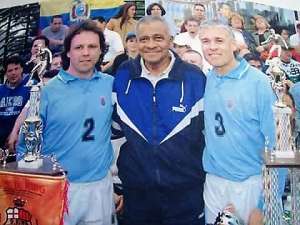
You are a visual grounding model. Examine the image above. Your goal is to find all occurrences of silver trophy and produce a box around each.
[269,60,286,108]
[0,148,9,167]
[264,30,288,108]
[19,46,52,167]
[26,44,52,87]
[263,30,300,225]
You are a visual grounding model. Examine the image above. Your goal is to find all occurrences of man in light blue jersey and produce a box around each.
[199,20,275,225]
[18,20,114,225]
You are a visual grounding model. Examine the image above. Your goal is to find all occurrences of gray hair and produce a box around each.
[200,19,235,40]
[135,15,171,37]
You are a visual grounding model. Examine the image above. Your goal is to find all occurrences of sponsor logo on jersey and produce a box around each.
[227,98,235,110]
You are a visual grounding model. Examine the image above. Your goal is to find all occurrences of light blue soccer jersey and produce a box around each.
[18,70,114,183]
[203,59,276,181]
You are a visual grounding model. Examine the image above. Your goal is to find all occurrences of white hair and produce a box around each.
[200,19,235,40]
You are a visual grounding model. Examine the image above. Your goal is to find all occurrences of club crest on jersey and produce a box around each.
[226,98,235,110]
[100,96,106,106]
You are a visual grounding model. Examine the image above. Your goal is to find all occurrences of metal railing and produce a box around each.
[0,3,40,83]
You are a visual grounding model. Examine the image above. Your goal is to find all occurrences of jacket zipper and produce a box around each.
[152,87,161,184]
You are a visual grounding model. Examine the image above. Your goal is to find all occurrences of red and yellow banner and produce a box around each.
[0,171,67,225]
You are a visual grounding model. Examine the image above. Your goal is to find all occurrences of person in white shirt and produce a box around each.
[94,16,124,72]
[290,23,300,48]
[175,17,211,73]
[180,3,206,33]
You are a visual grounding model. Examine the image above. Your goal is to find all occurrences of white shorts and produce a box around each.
[64,173,114,225]
[204,173,262,225]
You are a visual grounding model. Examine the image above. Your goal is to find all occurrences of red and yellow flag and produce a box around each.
[0,171,68,225]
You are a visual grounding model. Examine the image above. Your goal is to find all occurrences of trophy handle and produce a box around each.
[0,148,9,167]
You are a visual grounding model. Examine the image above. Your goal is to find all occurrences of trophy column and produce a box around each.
[263,63,300,224]
[290,168,300,224]
[263,163,282,225]
[18,85,43,167]
[263,151,300,225]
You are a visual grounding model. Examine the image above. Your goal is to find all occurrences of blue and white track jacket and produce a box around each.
[113,54,206,190]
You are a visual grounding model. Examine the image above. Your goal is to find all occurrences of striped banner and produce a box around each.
[39,0,124,29]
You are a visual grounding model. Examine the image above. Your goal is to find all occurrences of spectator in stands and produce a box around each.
[172,35,191,58]
[42,15,68,53]
[182,49,203,70]
[251,15,272,60]
[243,52,263,70]
[41,69,59,84]
[175,17,201,52]
[50,52,62,70]
[192,3,206,23]
[146,2,165,17]
[280,27,290,44]
[111,32,138,76]
[146,2,178,36]
[217,3,233,24]
[176,17,211,72]
[107,2,137,45]
[290,23,300,62]
[180,3,206,33]
[23,35,50,74]
[290,22,300,48]
[94,16,124,73]
[292,47,300,63]
[229,13,257,53]
[279,44,300,83]
[0,55,30,150]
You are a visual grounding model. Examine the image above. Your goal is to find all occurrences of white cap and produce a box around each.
[173,34,189,46]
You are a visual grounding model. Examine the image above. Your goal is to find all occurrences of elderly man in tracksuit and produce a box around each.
[113,16,206,225]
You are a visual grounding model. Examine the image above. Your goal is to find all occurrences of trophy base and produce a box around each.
[274,102,286,108]
[0,156,65,176]
[18,158,43,169]
[264,151,300,168]
[23,153,38,162]
[275,151,295,158]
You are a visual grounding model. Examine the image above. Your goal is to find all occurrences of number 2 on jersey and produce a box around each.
[82,118,95,141]
[215,112,225,136]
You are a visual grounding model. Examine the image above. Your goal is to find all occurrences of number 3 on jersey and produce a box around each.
[215,112,225,136]
[82,118,95,141]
